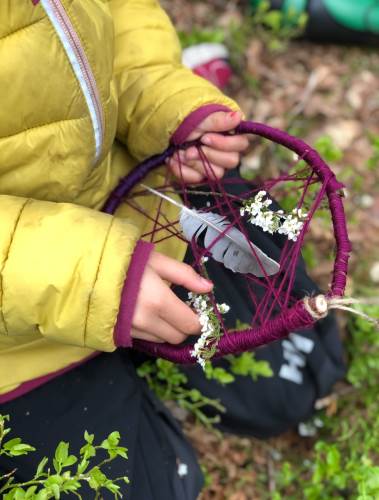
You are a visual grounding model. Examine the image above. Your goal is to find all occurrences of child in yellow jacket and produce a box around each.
[0,0,246,399]
[0,1,345,498]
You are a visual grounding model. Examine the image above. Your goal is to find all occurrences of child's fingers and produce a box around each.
[190,161,225,179]
[201,133,249,152]
[186,146,239,169]
[151,253,213,293]
[131,329,165,343]
[183,160,225,179]
[142,317,188,345]
[167,159,204,183]
[169,157,225,181]
[160,288,201,336]
[175,150,225,178]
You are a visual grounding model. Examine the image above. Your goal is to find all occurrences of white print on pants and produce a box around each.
[278,333,314,385]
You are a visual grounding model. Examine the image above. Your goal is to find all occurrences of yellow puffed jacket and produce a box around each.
[0,0,238,397]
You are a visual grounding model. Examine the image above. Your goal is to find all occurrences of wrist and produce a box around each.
[114,240,154,348]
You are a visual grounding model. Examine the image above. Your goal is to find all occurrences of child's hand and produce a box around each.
[131,251,213,344]
[168,110,249,183]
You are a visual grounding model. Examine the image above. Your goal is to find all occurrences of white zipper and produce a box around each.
[40,0,104,164]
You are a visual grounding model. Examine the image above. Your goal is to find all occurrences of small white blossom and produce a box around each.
[187,293,230,368]
[217,303,230,314]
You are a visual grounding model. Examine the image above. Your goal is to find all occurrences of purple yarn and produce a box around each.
[102,121,351,364]
[103,146,176,214]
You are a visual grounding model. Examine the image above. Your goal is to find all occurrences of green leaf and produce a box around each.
[53,442,69,472]
[114,446,128,459]
[315,136,343,163]
[62,455,77,468]
[25,486,38,499]
[263,10,283,31]
[84,430,94,444]
[3,438,35,456]
[101,431,120,450]
[34,490,49,500]
[77,458,90,474]
[54,442,68,463]
[80,443,96,460]
[61,480,81,493]
[228,352,273,380]
[105,482,120,494]
[188,389,202,402]
[35,457,48,478]
[88,467,107,490]
[204,364,235,385]
[14,489,26,500]
[50,483,60,500]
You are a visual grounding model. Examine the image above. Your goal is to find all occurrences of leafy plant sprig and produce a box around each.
[0,414,129,500]
[137,319,273,430]
[137,359,225,430]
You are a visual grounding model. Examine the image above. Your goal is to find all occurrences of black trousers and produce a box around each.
[0,351,204,500]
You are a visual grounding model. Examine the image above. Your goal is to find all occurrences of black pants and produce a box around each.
[0,351,204,500]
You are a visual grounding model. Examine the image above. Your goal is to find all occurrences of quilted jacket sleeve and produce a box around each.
[0,195,140,352]
[108,0,240,160]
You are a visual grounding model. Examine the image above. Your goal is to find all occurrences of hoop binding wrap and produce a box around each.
[103,121,351,363]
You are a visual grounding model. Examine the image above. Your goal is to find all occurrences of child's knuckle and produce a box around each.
[171,333,185,345]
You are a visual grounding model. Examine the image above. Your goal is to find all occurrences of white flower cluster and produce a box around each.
[277,208,307,241]
[188,292,229,369]
[240,191,308,242]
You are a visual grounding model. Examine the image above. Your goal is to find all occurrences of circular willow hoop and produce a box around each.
[103,121,351,363]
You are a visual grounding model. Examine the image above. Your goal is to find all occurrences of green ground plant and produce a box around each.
[178,28,225,49]
[272,306,379,500]
[0,415,129,499]
[137,349,273,431]
[367,134,379,171]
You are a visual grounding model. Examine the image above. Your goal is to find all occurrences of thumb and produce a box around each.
[196,110,242,134]
[149,252,213,293]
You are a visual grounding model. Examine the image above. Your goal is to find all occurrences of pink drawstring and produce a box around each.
[31,0,40,5]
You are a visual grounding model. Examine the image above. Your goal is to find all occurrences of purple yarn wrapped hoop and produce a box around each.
[103,121,351,364]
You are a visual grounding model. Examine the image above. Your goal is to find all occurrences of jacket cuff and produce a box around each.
[171,104,231,145]
[114,240,154,347]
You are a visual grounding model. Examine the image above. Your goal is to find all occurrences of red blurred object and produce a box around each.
[182,43,232,90]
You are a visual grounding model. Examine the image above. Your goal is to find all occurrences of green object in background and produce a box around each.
[250,0,379,43]
[323,0,379,33]
[282,0,307,15]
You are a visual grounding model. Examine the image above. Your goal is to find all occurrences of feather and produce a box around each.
[140,184,280,277]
